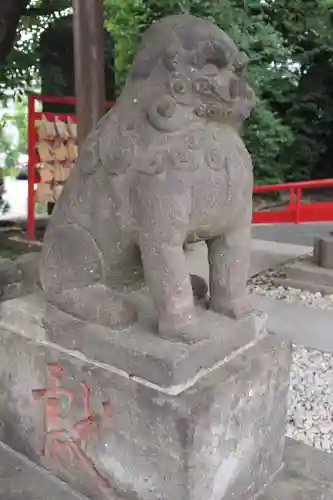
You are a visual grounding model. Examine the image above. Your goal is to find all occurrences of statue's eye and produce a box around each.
[157,97,176,118]
[193,78,213,94]
[173,79,186,94]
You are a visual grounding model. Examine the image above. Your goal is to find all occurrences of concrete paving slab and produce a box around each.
[252,295,333,353]
[274,277,333,296]
[186,241,333,354]
[258,438,333,499]
[252,222,333,247]
[276,255,333,294]
[186,239,311,283]
[284,257,333,286]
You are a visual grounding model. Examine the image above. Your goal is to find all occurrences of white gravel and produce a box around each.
[249,264,333,311]
[287,345,333,452]
[248,262,333,453]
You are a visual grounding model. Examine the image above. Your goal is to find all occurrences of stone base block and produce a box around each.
[0,294,291,500]
[0,252,41,302]
[258,438,333,499]
[0,441,85,500]
[314,233,333,269]
[275,256,333,294]
[1,291,267,388]
[2,436,332,500]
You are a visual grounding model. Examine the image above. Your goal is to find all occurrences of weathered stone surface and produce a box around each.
[314,233,333,269]
[0,258,24,302]
[0,441,87,500]
[274,276,333,296]
[39,14,257,343]
[257,439,333,500]
[0,253,41,302]
[278,256,333,294]
[0,258,21,286]
[16,251,41,292]
[0,293,46,341]
[284,257,333,286]
[0,314,290,500]
[0,292,267,387]
[1,435,332,500]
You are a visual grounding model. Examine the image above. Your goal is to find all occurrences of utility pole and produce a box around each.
[72,0,106,145]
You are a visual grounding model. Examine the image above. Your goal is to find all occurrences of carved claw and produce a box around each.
[158,312,210,345]
[210,295,252,320]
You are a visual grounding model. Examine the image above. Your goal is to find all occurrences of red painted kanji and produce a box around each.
[32,362,112,489]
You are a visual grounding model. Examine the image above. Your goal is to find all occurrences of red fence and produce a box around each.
[253,179,333,224]
[27,93,333,241]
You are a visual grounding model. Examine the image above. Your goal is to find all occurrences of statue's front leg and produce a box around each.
[133,173,199,343]
[207,215,252,319]
[140,237,197,341]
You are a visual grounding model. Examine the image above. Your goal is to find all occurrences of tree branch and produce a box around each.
[24,7,59,17]
[0,0,30,63]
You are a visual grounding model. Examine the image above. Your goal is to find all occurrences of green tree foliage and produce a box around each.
[0,98,28,213]
[104,0,294,183]
[0,0,72,98]
[0,96,28,170]
[265,0,333,179]
[2,0,333,184]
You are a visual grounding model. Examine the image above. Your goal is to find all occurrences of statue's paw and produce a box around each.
[211,295,252,320]
[158,313,209,345]
[99,298,137,329]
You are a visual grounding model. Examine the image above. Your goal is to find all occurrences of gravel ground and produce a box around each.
[248,261,333,453]
[249,262,333,311]
[287,346,333,452]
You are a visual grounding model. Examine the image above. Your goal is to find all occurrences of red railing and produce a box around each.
[253,179,333,224]
[27,93,333,241]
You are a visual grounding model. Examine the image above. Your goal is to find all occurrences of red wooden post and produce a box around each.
[295,187,302,224]
[27,93,36,241]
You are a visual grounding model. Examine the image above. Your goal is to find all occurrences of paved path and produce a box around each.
[187,240,333,354]
[252,222,333,247]
[186,239,312,283]
[251,295,333,353]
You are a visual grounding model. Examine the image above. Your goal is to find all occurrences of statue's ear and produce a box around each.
[163,31,184,71]
[131,47,160,80]
[233,51,249,78]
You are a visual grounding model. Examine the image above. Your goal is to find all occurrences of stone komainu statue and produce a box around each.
[40,14,256,343]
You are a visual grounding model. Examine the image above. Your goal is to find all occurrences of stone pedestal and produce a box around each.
[0,293,291,500]
[314,233,333,269]
[2,437,333,500]
[275,233,333,294]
